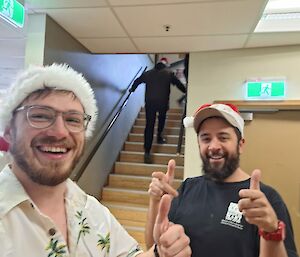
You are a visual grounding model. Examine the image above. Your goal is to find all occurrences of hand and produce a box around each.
[238,169,278,232]
[148,159,178,201]
[153,194,191,257]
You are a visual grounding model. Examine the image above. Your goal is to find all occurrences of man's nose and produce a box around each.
[208,137,221,151]
[45,115,69,138]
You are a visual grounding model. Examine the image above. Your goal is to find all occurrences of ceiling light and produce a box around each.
[262,12,300,20]
[255,0,300,32]
[265,0,300,13]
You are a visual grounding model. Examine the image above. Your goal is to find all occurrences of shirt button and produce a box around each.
[30,203,34,208]
[48,228,56,236]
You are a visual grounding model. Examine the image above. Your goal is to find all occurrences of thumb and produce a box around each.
[250,169,261,190]
[154,194,172,242]
[166,159,176,185]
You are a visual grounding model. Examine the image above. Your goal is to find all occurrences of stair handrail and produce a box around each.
[176,89,187,155]
[73,66,147,182]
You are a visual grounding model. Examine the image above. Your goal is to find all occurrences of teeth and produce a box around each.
[40,146,67,153]
[210,156,223,160]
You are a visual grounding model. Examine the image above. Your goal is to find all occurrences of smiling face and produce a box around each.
[198,117,244,182]
[4,90,86,186]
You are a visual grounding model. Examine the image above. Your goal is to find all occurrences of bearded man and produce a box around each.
[145,103,298,257]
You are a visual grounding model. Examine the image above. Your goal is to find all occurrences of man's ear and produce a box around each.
[3,125,12,144]
[238,138,245,154]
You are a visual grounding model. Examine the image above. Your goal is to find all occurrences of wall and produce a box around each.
[24,14,153,198]
[169,61,186,109]
[0,153,9,170]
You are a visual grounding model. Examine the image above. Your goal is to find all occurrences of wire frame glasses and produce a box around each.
[14,105,91,133]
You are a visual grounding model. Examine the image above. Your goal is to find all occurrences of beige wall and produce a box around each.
[185,45,300,178]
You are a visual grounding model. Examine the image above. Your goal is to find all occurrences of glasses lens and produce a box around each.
[63,112,86,132]
[27,106,55,129]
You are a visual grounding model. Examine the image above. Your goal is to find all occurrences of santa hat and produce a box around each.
[159,57,170,67]
[0,136,9,152]
[0,63,98,138]
[183,103,244,137]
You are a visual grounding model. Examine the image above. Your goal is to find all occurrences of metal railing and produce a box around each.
[73,66,147,182]
[176,93,187,155]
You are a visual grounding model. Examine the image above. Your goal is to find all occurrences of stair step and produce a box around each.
[132,126,181,135]
[135,118,182,127]
[141,107,183,114]
[128,133,185,144]
[119,151,184,166]
[114,162,184,179]
[102,187,149,205]
[101,201,148,222]
[125,226,145,245]
[124,142,184,154]
[118,219,146,228]
[138,112,182,120]
[108,174,182,190]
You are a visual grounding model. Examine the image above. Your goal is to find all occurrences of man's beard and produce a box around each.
[201,146,240,182]
[10,135,83,186]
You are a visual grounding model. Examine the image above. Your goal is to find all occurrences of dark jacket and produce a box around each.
[130,63,186,106]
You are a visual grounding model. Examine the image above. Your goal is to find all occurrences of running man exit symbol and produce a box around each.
[261,82,271,96]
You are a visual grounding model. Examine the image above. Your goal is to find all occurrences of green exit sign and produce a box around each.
[0,0,24,28]
[246,80,285,100]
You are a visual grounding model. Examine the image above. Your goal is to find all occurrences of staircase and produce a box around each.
[100,108,185,251]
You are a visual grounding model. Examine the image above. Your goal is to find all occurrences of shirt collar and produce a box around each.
[65,178,88,210]
[0,164,88,217]
[0,164,30,217]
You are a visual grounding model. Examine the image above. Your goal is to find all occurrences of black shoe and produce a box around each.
[157,136,166,144]
[144,152,152,164]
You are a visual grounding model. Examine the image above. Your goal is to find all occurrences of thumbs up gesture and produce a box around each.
[238,169,278,232]
[148,159,179,201]
[153,194,191,257]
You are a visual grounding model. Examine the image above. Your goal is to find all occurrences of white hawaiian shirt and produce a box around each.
[0,165,143,257]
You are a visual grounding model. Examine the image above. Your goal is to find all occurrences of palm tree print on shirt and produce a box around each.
[45,238,67,257]
[75,210,91,245]
[97,232,110,253]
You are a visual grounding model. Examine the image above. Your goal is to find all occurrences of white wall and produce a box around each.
[185,45,300,178]
[0,153,9,170]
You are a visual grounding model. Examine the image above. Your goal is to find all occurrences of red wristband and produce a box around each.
[258,220,286,241]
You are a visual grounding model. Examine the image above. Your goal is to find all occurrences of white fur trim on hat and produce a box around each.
[0,63,98,138]
[183,116,194,128]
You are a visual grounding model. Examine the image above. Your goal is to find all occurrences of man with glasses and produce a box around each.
[0,63,191,257]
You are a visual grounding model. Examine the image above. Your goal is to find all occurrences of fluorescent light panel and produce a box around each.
[255,0,300,32]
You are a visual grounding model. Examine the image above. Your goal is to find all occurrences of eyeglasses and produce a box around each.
[14,105,91,133]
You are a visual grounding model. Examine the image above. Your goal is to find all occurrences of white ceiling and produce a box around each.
[1,0,300,89]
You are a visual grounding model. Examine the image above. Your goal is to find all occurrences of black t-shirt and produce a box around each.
[169,176,298,257]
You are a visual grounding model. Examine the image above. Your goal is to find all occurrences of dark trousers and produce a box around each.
[144,102,168,153]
